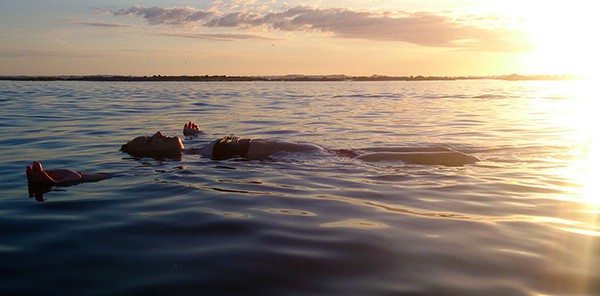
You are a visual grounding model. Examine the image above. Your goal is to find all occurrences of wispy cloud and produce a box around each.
[162,32,279,41]
[66,19,130,28]
[111,5,528,51]
[0,49,110,58]
[113,6,215,25]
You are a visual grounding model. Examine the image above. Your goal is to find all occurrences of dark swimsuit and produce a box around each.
[212,136,252,160]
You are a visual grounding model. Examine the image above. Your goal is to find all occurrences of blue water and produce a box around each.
[1,80,598,295]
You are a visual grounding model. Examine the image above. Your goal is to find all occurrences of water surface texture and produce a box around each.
[1,80,598,295]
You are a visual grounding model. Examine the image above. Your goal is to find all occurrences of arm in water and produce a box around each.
[26,161,111,186]
[26,161,111,202]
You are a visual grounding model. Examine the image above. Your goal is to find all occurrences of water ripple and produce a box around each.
[1,80,597,296]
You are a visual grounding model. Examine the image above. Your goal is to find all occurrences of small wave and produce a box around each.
[238,120,290,125]
[559,227,600,237]
[260,129,302,135]
[218,179,263,185]
[264,208,317,216]
[367,174,410,182]
[471,94,515,99]
[320,219,389,229]
[465,144,572,154]
[422,94,476,99]
[314,193,534,222]
[331,93,400,99]
[543,96,572,100]
[202,207,251,219]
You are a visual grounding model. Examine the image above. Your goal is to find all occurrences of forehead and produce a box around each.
[130,136,148,143]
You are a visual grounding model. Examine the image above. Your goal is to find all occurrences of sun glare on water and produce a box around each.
[574,98,600,207]
[553,80,600,207]
[502,1,600,206]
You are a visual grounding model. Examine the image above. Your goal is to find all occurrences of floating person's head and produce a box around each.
[120,131,184,156]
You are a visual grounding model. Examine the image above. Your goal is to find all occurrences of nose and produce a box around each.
[153,131,165,138]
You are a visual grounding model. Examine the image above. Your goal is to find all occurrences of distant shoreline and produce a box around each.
[0,74,581,82]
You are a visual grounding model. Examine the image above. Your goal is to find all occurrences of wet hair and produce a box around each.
[120,143,129,153]
[120,137,144,154]
[212,136,251,160]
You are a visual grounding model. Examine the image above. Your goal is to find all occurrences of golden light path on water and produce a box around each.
[528,78,600,294]
[562,79,600,209]
[519,0,600,210]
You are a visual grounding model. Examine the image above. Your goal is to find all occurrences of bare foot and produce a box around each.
[26,161,84,185]
[183,122,203,136]
[26,161,57,184]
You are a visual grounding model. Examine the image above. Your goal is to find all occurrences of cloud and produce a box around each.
[111,5,528,51]
[162,32,279,41]
[66,19,130,28]
[0,49,109,58]
[113,6,215,25]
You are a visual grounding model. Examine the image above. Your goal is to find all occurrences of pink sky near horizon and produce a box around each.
[0,0,596,78]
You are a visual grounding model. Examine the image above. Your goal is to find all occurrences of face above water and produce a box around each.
[125,131,184,153]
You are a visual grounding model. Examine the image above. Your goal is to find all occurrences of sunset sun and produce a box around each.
[519,1,598,79]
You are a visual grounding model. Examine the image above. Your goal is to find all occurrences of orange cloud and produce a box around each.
[112,5,529,51]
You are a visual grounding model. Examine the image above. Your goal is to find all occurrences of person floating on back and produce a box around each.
[27,121,478,200]
[123,121,479,165]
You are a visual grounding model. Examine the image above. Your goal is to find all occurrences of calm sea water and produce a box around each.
[0,80,598,295]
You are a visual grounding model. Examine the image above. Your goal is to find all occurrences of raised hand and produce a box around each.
[183,122,203,136]
[26,161,57,184]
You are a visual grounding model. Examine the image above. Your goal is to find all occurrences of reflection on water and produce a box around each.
[264,208,317,216]
[0,80,599,295]
[204,207,252,219]
[543,80,600,238]
[320,219,389,229]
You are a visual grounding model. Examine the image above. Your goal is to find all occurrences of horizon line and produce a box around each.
[0,73,582,82]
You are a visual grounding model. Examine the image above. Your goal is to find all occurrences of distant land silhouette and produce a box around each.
[0,74,581,82]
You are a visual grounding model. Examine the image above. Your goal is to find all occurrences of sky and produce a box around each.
[0,0,596,77]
